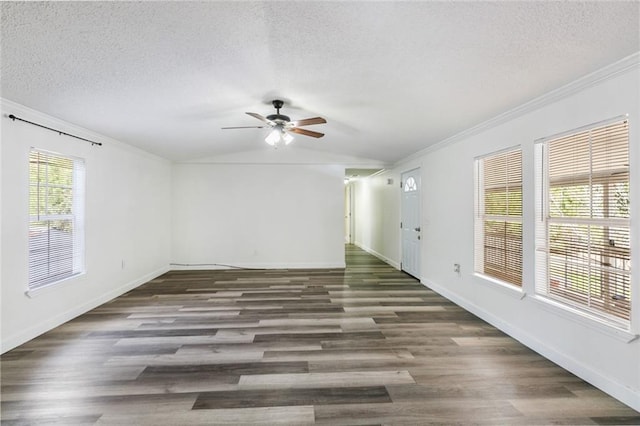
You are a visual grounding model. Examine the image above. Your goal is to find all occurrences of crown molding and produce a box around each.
[395,52,640,168]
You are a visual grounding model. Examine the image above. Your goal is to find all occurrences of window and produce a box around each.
[404,176,417,192]
[535,117,630,326]
[474,148,523,286]
[28,149,85,289]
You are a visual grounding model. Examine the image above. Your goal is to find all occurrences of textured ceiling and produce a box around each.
[2,1,639,163]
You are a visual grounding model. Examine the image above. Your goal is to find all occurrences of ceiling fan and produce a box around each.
[222,100,326,146]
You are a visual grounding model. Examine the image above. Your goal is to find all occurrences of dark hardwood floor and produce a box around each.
[2,245,639,425]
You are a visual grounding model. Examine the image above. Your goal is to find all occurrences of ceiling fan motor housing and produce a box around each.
[267,100,289,123]
[266,114,290,122]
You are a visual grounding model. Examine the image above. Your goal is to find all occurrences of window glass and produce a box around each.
[28,149,85,289]
[474,148,523,286]
[535,118,630,325]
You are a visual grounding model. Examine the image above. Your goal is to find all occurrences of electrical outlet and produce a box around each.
[453,263,460,274]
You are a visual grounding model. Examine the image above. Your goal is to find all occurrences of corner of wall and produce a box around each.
[355,242,400,269]
[0,266,169,353]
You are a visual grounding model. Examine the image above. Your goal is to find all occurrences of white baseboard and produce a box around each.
[1,266,170,353]
[353,243,400,269]
[169,262,346,271]
[422,278,640,413]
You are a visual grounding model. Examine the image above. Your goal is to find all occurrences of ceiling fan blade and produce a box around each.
[290,127,324,138]
[293,117,327,127]
[221,126,266,129]
[246,112,275,125]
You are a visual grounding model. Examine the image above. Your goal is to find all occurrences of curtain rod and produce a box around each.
[8,114,102,146]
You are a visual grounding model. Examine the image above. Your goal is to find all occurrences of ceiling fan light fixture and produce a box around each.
[283,132,294,145]
[265,129,280,146]
[265,128,293,147]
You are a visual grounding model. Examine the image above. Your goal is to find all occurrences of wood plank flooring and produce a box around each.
[2,245,639,425]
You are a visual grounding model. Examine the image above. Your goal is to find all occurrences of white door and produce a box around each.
[401,168,421,278]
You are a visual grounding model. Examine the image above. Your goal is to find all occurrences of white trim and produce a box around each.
[177,160,390,168]
[473,144,522,162]
[169,262,346,271]
[529,295,636,342]
[422,277,640,413]
[474,273,527,300]
[1,266,170,353]
[354,242,401,270]
[534,114,629,144]
[25,272,86,298]
[396,52,640,167]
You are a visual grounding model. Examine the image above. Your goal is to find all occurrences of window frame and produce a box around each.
[534,116,631,329]
[474,146,523,288]
[28,148,86,291]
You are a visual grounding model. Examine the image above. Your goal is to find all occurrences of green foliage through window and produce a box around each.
[537,118,631,323]
[28,149,85,289]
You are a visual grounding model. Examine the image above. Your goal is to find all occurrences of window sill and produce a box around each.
[474,273,526,300]
[530,295,638,343]
[25,272,85,298]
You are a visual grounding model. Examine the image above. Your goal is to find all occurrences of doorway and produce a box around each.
[344,183,354,244]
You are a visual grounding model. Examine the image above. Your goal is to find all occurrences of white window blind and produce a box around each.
[535,118,630,325]
[28,149,85,289]
[474,148,523,286]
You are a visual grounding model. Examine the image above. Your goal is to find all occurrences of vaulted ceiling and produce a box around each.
[2,1,639,163]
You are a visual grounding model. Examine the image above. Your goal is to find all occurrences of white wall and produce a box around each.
[353,57,640,410]
[1,99,172,352]
[351,171,401,268]
[171,158,347,269]
[0,105,380,351]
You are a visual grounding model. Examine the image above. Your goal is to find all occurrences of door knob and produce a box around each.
[415,227,421,232]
